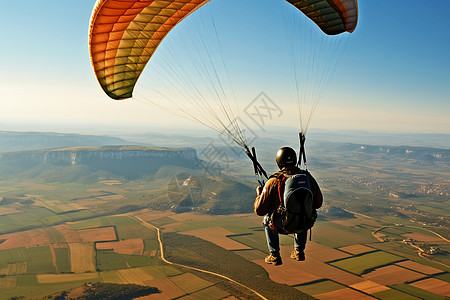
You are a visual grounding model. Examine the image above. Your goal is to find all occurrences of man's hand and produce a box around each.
[256,186,263,196]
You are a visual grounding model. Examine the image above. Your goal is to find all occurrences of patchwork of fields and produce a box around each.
[0,205,448,299]
[0,212,240,299]
[138,210,450,300]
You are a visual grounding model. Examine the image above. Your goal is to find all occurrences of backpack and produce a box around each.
[269,173,316,234]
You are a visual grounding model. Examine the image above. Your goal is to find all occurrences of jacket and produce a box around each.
[254,166,323,216]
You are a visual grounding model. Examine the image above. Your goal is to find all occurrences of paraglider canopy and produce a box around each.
[88,0,358,183]
[89,0,357,101]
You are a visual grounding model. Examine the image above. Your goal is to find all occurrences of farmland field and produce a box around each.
[0,168,448,300]
[37,273,99,284]
[329,251,405,275]
[27,246,56,274]
[169,273,213,294]
[68,243,96,273]
[0,262,27,276]
[0,209,448,299]
[53,247,70,273]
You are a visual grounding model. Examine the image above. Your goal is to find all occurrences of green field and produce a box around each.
[170,273,213,294]
[54,248,71,273]
[228,233,267,253]
[26,246,56,274]
[329,250,405,275]
[295,279,346,295]
[0,248,30,269]
[372,288,421,300]
[96,251,129,271]
[186,286,230,300]
[128,255,159,268]
[0,161,448,300]
[143,238,159,251]
[391,283,448,300]
[312,221,377,248]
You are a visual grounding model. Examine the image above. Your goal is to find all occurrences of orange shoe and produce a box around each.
[265,253,282,266]
[290,249,305,261]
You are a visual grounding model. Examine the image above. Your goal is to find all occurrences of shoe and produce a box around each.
[265,253,282,266]
[291,249,305,261]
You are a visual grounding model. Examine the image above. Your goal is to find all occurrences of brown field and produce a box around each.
[159,221,184,233]
[97,180,122,185]
[76,199,108,207]
[37,273,98,284]
[0,276,17,289]
[330,219,359,227]
[30,199,86,213]
[0,262,27,276]
[402,233,444,242]
[233,213,261,225]
[410,278,450,297]
[78,226,116,242]
[134,209,175,222]
[188,286,230,299]
[396,260,443,275]
[362,265,425,285]
[69,243,96,273]
[96,239,143,255]
[168,212,215,222]
[0,228,51,250]
[169,273,213,294]
[349,280,389,294]
[54,224,82,243]
[143,250,158,257]
[314,287,377,299]
[339,244,375,255]
[345,215,385,228]
[117,268,154,285]
[234,249,266,260]
[0,206,21,216]
[17,182,56,190]
[56,203,86,211]
[306,242,352,262]
[97,194,125,201]
[32,199,58,211]
[181,227,252,250]
[256,245,363,286]
[255,258,320,285]
[139,277,185,300]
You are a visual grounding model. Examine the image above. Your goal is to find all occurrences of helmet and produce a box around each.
[276,147,297,169]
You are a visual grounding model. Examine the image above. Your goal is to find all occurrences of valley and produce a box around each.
[0,133,448,299]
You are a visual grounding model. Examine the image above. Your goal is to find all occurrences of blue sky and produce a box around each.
[0,0,449,136]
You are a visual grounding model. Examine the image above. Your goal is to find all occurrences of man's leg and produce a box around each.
[291,229,308,261]
[263,215,282,265]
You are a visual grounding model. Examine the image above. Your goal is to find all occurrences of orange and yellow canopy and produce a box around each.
[89,0,358,100]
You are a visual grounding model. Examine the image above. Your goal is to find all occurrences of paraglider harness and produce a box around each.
[245,146,268,187]
[252,133,315,239]
[245,132,307,187]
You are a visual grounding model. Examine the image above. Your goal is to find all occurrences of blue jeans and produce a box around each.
[263,215,308,255]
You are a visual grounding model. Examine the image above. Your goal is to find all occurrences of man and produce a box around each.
[254,147,323,266]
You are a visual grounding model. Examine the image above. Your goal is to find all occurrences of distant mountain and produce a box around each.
[0,146,200,181]
[0,131,134,153]
[0,145,255,215]
[308,129,450,149]
[311,142,450,167]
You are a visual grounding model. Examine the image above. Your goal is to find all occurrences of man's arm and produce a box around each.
[254,178,276,216]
